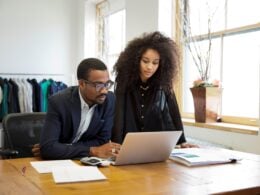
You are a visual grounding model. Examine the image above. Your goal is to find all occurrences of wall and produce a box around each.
[84,1,97,60]
[125,0,173,42]
[0,0,85,85]
[125,0,159,42]
[0,0,87,147]
[185,126,260,154]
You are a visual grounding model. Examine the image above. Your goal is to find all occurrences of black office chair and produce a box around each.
[0,112,46,159]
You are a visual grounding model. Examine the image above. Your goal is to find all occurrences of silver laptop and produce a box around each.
[110,131,182,166]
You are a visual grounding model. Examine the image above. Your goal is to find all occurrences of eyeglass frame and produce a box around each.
[82,79,114,92]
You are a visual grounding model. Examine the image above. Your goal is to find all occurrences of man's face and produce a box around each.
[79,69,111,106]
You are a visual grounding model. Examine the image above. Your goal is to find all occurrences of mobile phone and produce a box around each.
[80,157,110,166]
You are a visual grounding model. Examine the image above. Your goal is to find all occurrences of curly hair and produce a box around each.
[113,31,180,94]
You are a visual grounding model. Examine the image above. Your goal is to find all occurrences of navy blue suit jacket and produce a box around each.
[40,86,115,159]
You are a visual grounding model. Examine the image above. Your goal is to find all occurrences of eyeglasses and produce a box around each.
[82,79,114,92]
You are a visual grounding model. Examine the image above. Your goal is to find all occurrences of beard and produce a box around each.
[94,93,107,104]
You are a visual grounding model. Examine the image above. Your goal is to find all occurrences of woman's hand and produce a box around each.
[180,142,199,148]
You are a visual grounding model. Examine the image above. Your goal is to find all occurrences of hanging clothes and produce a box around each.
[0,78,9,121]
[0,76,68,121]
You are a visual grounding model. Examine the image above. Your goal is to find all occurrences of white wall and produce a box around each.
[184,126,260,154]
[0,0,85,85]
[84,1,97,59]
[125,0,159,42]
[125,0,173,43]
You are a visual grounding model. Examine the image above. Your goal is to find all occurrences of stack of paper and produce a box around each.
[52,166,106,184]
[30,160,107,183]
[169,148,241,167]
[31,160,78,173]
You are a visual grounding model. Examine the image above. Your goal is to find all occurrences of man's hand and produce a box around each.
[32,143,41,157]
[90,141,121,158]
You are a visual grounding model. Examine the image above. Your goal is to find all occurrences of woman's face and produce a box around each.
[139,49,160,82]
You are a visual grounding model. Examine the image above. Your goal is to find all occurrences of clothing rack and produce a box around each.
[0,73,64,76]
[0,72,71,88]
[0,74,69,116]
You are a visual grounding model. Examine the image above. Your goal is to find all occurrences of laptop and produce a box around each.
[110,131,182,166]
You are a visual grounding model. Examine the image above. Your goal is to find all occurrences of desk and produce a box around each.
[1,149,260,195]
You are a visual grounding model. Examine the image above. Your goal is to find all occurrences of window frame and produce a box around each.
[175,0,260,127]
[96,1,125,81]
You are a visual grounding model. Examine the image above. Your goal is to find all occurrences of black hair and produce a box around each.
[113,31,180,93]
[77,58,107,80]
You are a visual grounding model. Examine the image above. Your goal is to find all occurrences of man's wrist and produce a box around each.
[89,147,96,156]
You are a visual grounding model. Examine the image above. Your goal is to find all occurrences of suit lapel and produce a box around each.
[70,87,81,138]
[87,105,101,133]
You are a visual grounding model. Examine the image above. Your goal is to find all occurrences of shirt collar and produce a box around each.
[78,89,90,110]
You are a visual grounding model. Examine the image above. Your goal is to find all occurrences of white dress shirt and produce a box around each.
[72,90,96,143]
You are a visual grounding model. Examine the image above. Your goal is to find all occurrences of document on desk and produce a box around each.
[170,148,241,167]
[52,166,107,184]
[30,160,79,173]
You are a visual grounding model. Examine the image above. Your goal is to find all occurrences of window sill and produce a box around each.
[182,118,259,135]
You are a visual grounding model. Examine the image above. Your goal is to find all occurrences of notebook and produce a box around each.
[110,131,182,166]
[169,148,241,167]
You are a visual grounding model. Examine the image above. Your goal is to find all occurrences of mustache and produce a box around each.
[97,94,107,98]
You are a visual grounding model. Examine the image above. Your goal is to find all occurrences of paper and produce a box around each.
[170,148,241,166]
[52,166,107,183]
[30,160,79,173]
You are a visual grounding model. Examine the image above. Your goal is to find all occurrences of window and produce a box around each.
[103,10,125,79]
[178,0,260,126]
[96,1,125,81]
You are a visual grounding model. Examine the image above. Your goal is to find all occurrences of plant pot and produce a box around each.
[190,87,222,123]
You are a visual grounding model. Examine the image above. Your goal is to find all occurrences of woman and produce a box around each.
[112,31,196,148]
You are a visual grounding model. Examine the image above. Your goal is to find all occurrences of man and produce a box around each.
[38,58,120,160]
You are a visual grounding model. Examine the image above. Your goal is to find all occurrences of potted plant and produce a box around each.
[190,79,222,123]
[179,0,222,123]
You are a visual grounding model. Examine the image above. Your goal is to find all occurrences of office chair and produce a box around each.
[0,112,46,159]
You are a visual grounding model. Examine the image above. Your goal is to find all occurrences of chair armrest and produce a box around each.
[0,149,19,157]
